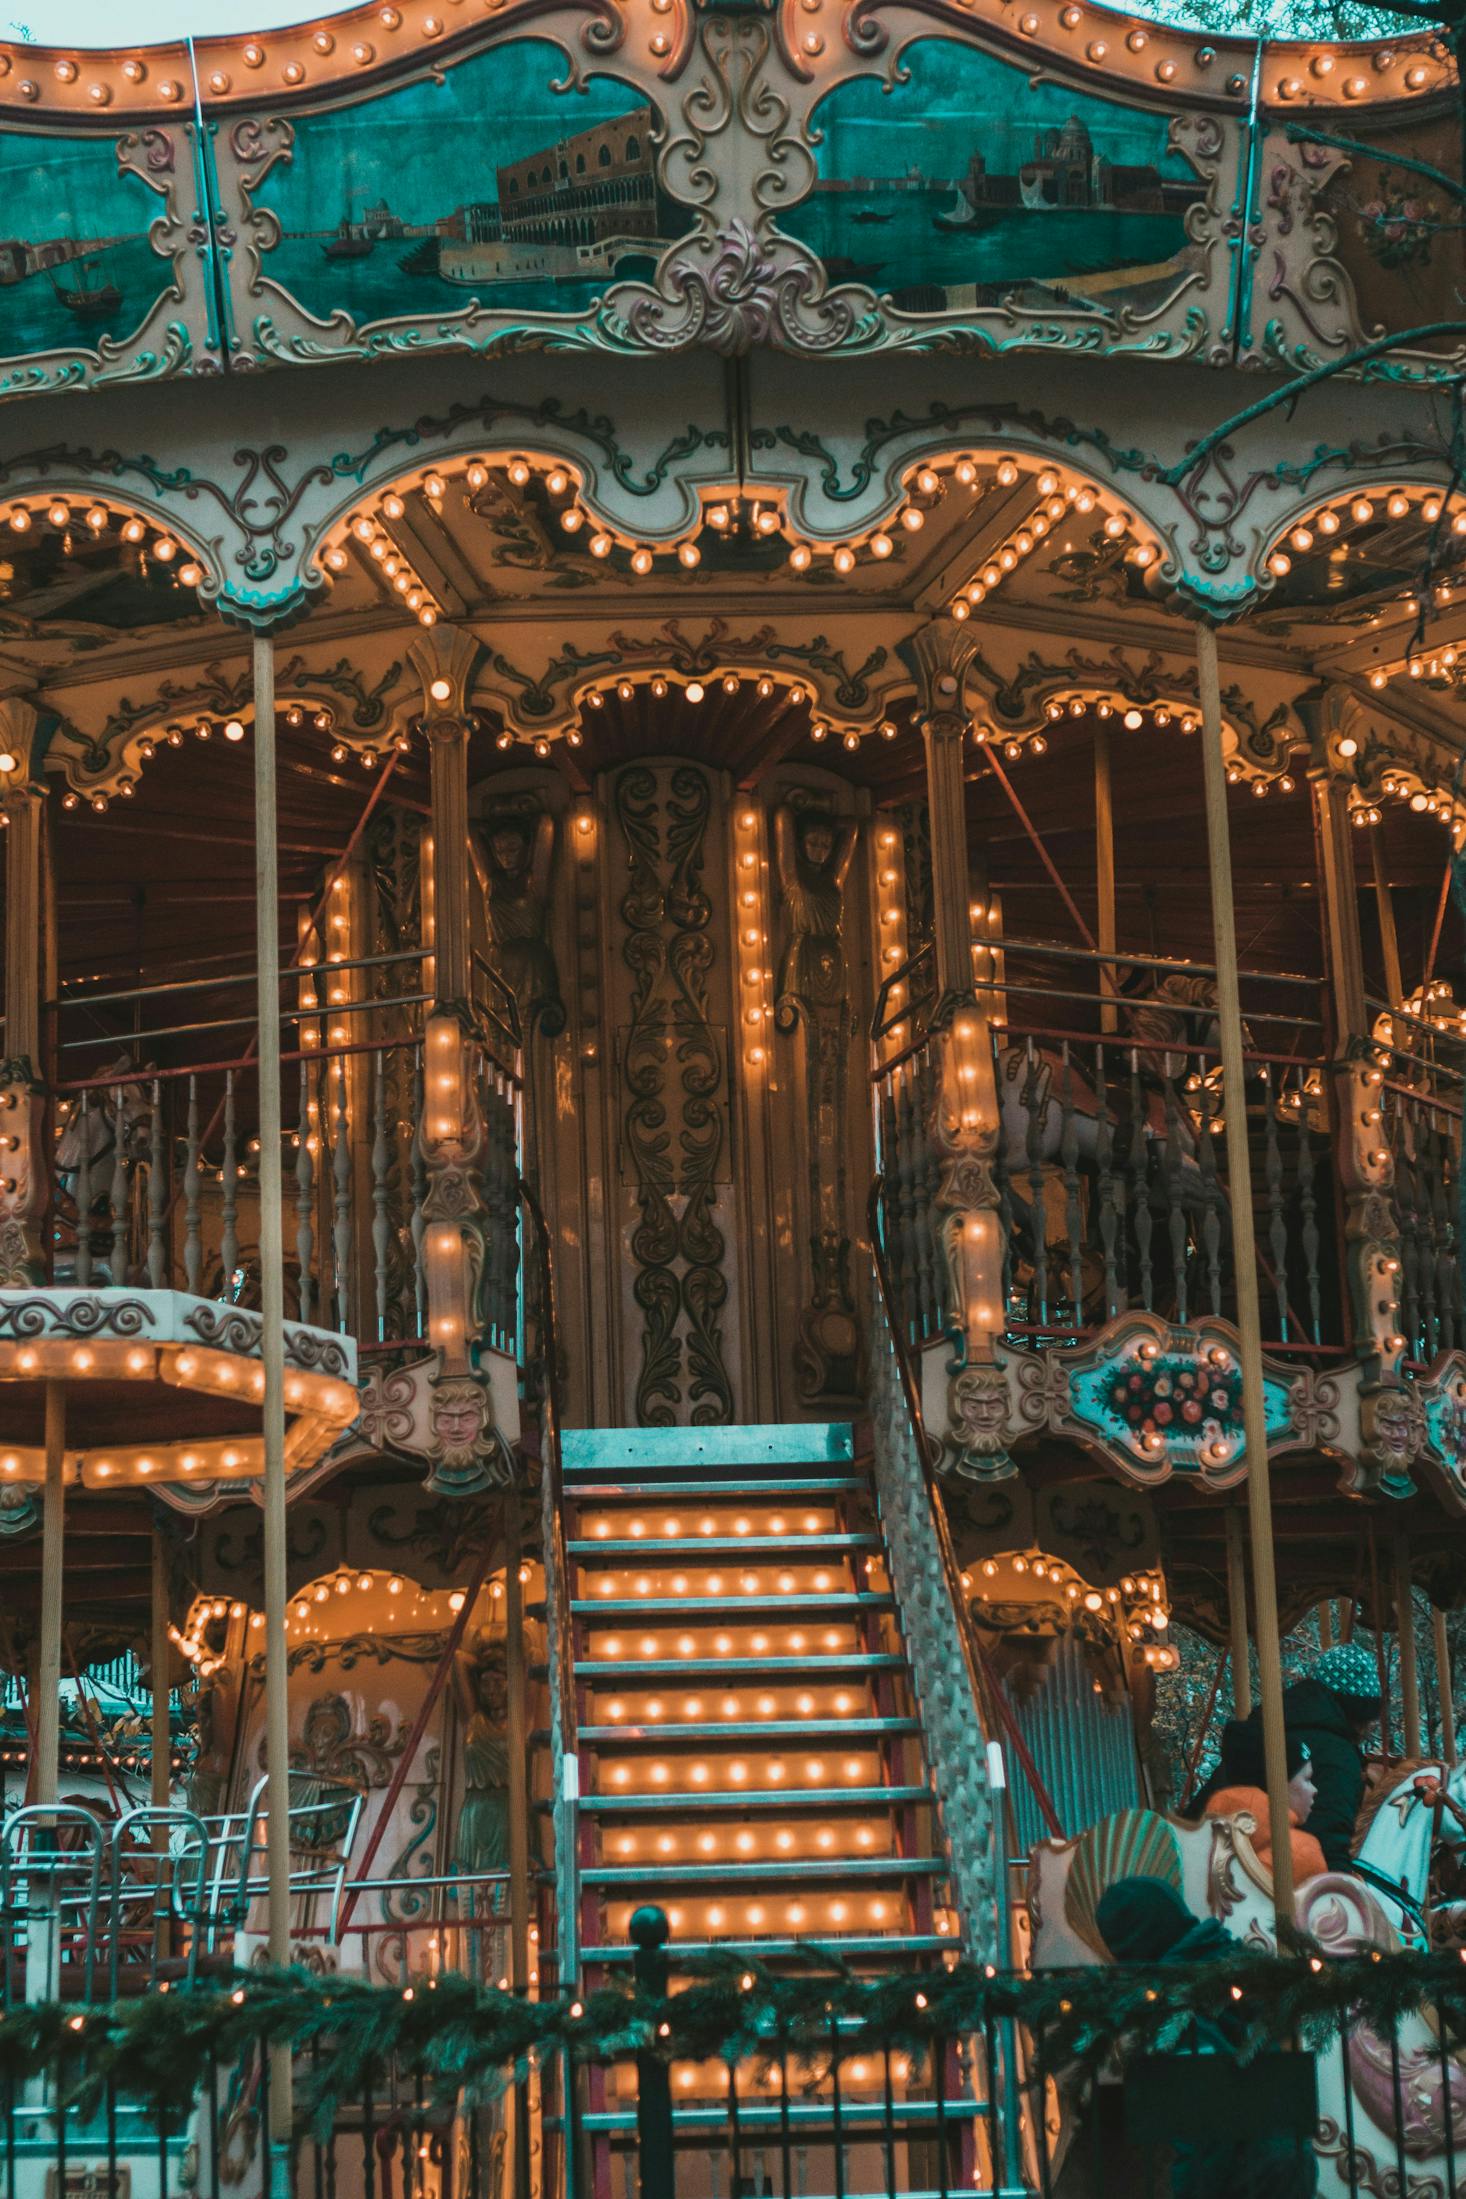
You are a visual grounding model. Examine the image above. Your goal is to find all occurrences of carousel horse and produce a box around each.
[1029,1783,1466,2196]
[54,1054,154,1184]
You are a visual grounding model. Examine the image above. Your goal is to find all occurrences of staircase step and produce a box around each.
[572,1593,895,1618]
[582,1857,944,1886]
[562,1423,855,1475]
[565,1477,864,1501]
[579,1784,932,1813]
[583,1931,953,1965]
[575,1654,906,1680]
[583,1717,917,1743]
[568,1535,876,1558]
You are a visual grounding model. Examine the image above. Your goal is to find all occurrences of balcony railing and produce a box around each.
[43,948,522,1360]
[874,937,1351,1356]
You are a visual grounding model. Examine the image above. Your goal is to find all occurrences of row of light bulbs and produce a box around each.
[595,1626,857,1658]
[603,1755,875,1789]
[0,497,204,587]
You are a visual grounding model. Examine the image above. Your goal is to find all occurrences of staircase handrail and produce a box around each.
[518,1177,581,1992]
[867,1175,994,1737]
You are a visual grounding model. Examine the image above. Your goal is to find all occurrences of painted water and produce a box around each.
[0,236,173,361]
[256,238,662,327]
[782,190,1188,300]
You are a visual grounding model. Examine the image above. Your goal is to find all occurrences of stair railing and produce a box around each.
[517,1180,580,1998]
[867,1174,1012,1951]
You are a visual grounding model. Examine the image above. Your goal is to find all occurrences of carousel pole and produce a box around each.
[505,1502,532,2199]
[252,629,293,2141]
[1197,620,1295,1931]
[1394,1535,1422,1758]
[1224,1508,1251,1720]
[1435,1608,1458,1764]
[150,1515,171,1811]
[33,1381,65,1808]
[1093,720,1118,1035]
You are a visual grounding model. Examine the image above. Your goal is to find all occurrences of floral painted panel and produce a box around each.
[248,40,688,331]
[1306,105,1463,364]
[783,40,1208,324]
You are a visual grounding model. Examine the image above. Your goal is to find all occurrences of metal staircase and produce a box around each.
[554,1422,987,2197]
[561,1420,959,1974]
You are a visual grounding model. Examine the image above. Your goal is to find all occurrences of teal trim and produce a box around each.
[561,1421,854,1470]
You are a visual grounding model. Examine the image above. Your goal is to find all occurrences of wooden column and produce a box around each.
[1309,764,1368,1044]
[1198,621,1294,1929]
[901,620,1009,1474]
[1224,1507,1252,1720]
[409,627,479,1011]
[1,701,49,1290]
[33,1382,65,1808]
[252,632,293,2137]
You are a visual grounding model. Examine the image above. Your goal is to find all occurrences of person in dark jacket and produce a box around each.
[1188,1643,1383,1873]
[1095,1878,1318,2199]
[1275,1645,1382,1872]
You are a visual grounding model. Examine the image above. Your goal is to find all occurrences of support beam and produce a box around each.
[252,631,293,2139]
[505,1506,532,2199]
[33,1382,65,1808]
[1197,621,1294,1931]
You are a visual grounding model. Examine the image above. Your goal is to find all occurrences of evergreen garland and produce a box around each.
[7,1944,1466,2127]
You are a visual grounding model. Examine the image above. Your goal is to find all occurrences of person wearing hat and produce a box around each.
[1189,1642,1382,1873]
[1201,1720,1328,1883]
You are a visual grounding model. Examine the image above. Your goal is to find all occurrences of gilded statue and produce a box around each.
[476,804,564,1036]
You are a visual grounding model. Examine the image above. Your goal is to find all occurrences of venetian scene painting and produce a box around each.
[0,132,171,357]
[253,40,686,323]
[783,39,1206,314]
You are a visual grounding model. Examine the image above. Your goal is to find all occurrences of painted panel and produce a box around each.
[783,39,1208,324]
[246,41,688,332]
[0,126,184,370]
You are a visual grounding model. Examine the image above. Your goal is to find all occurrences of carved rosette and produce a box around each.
[1015,1310,1315,1489]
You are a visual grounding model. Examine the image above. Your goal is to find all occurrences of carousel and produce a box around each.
[1,0,1466,2192]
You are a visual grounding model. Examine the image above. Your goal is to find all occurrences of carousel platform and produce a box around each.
[0,1286,359,1515]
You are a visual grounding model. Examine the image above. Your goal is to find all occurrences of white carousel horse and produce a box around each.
[1028,1796,1466,2197]
[54,1054,154,1182]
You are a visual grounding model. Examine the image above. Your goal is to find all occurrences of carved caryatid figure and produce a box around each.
[452,1641,510,1894]
[774,801,861,1404]
[476,804,564,1037]
[774,807,856,1035]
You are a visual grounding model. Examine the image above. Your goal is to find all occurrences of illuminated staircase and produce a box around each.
[562,1421,959,1973]
[557,1423,984,2195]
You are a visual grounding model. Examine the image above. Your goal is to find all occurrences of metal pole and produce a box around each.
[1197,621,1295,1931]
[1435,1606,1457,1764]
[1224,1508,1252,1720]
[151,1515,171,1811]
[1094,721,1117,1036]
[1394,1535,1422,1759]
[505,1504,532,2199]
[1370,833,1405,1010]
[33,1382,65,1807]
[253,631,293,2139]
[630,1906,675,2199]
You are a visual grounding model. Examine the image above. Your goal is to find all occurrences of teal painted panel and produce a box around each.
[0,130,176,361]
[783,39,1204,320]
[562,1423,855,1470]
[250,42,688,327]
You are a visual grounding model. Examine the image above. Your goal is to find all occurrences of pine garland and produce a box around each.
[7,1944,1466,2128]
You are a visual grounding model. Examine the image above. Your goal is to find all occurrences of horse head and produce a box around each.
[55,1058,155,1178]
